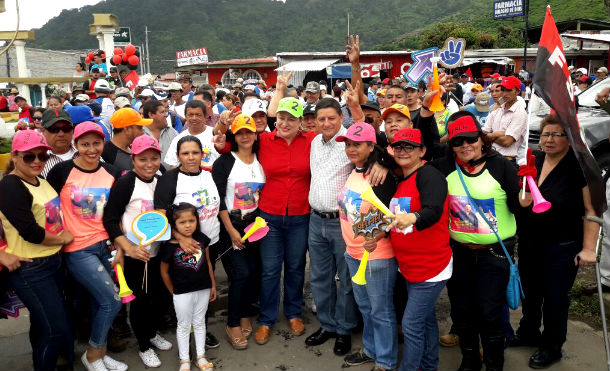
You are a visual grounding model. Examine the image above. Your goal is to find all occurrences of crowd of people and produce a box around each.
[0,36,606,371]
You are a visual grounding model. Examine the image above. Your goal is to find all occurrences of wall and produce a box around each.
[0,46,82,78]
[206,66,278,87]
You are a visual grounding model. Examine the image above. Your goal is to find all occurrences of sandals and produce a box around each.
[196,356,214,371]
[225,326,248,350]
[179,360,191,371]
[240,320,253,339]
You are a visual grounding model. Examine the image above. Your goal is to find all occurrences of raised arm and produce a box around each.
[346,34,367,104]
[267,68,293,118]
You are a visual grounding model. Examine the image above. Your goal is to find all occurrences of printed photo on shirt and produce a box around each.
[70,186,110,220]
[233,182,264,210]
[174,248,203,271]
[45,196,64,233]
[140,200,154,213]
[201,147,214,168]
[449,195,496,234]
[338,189,362,222]
[390,196,414,234]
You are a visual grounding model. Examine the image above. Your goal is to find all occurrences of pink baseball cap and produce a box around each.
[73,121,105,141]
[131,134,161,155]
[12,130,53,153]
[336,122,377,144]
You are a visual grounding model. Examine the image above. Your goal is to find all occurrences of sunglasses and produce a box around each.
[32,117,43,122]
[393,144,421,153]
[46,126,73,134]
[449,137,479,147]
[20,153,50,163]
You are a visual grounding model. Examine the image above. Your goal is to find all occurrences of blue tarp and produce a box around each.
[327,64,352,79]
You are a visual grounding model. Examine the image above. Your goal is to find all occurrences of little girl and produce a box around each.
[160,203,216,371]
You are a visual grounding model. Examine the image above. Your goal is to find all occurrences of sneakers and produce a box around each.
[81,352,108,371]
[150,333,173,351]
[139,348,162,368]
[103,355,128,371]
[206,332,220,349]
[344,349,374,366]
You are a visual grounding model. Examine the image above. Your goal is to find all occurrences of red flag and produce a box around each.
[124,70,139,91]
[532,6,606,215]
[465,67,473,81]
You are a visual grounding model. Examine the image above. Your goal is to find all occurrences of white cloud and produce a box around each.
[0,0,103,31]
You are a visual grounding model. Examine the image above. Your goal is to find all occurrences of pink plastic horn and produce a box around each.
[526,176,551,213]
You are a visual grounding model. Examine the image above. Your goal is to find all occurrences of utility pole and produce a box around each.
[145,25,151,74]
[523,0,530,72]
[347,11,350,36]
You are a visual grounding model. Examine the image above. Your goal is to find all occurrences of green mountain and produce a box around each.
[30,0,609,74]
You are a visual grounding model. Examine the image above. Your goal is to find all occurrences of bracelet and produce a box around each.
[352,65,361,72]
[421,105,430,111]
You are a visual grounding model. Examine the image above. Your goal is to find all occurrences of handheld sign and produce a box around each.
[438,38,466,69]
[128,210,171,246]
[404,47,437,86]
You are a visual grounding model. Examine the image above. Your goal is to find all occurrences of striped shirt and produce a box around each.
[41,146,78,179]
[309,126,353,212]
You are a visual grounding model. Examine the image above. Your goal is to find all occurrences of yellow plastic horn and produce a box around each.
[361,187,394,217]
[428,58,445,112]
[352,250,369,285]
[115,263,133,298]
[242,217,267,241]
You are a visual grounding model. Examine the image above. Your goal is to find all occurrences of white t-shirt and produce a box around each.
[121,176,160,256]
[171,102,186,120]
[224,152,265,215]
[164,127,220,169]
[461,82,474,104]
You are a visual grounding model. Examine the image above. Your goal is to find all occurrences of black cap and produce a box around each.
[303,103,316,116]
[370,79,379,85]
[42,108,73,129]
[360,101,381,114]
[91,67,100,73]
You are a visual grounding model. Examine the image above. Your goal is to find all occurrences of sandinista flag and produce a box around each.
[532,6,607,215]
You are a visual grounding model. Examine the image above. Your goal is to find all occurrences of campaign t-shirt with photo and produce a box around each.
[155,167,221,245]
[160,233,212,295]
[47,160,121,252]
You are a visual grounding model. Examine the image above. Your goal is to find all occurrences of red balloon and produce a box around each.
[128,55,139,66]
[114,47,123,56]
[122,54,129,62]
[101,53,106,59]
[125,44,136,56]
[88,52,94,59]
[85,57,92,63]
[112,55,122,65]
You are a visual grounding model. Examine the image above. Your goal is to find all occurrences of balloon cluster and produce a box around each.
[84,50,105,64]
[85,44,140,71]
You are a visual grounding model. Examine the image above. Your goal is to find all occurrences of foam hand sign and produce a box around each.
[439,38,466,69]
[128,211,171,246]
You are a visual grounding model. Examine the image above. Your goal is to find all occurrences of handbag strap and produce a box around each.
[454,163,515,266]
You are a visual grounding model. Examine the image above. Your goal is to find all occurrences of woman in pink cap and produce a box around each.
[103,134,173,368]
[0,130,74,371]
[46,122,126,371]
[336,122,398,371]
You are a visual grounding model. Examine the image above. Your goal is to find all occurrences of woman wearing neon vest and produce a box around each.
[335,122,397,371]
[46,122,125,371]
[431,112,520,371]
[511,114,599,369]
[384,128,451,371]
[0,130,74,371]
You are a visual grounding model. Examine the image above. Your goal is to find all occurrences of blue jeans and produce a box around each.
[258,211,309,326]
[345,253,398,370]
[400,280,447,371]
[7,253,73,371]
[64,240,122,348]
[308,214,358,335]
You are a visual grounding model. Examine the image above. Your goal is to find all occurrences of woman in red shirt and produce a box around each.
[385,128,451,371]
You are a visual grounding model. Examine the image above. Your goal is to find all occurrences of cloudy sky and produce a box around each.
[0,0,102,31]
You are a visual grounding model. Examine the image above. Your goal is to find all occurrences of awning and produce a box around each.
[326,62,393,78]
[275,58,339,72]
[462,57,513,66]
[561,33,610,44]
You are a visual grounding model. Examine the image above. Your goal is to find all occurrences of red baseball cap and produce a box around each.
[500,76,521,90]
[490,73,502,80]
[12,130,53,153]
[74,121,105,141]
[391,128,422,147]
[382,78,390,84]
[447,116,481,140]
[336,122,376,143]
[131,134,161,155]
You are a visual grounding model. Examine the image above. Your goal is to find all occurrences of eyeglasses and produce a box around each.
[540,132,567,139]
[393,144,421,153]
[32,117,43,122]
[449,137,479,147]
[46,126,73,134]
[20,153,50,163]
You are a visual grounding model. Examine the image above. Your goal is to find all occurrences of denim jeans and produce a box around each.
[308,214,358,335]
[400,280,447,371]
[226,240,261,327]
[345,253,398,370]
[517,240,580,353]
[64,240,122,348]
[258,211,309,326]
[7,253,73,371]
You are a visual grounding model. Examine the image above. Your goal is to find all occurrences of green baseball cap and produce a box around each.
[276,97,303,118]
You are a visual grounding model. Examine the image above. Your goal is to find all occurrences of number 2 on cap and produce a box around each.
[291,101,299,110]
[353,126,363,136]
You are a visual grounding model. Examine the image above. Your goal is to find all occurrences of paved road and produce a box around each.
[1,264,608,371]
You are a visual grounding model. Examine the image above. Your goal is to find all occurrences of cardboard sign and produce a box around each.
[404,47,438,85]
[439,38,466,69]
[128,210,171,246]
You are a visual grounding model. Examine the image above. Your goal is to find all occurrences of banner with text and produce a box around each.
[493,0,524,19]
[176,47,209,67]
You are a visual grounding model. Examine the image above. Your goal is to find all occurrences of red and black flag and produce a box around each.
[532,5,607,215]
